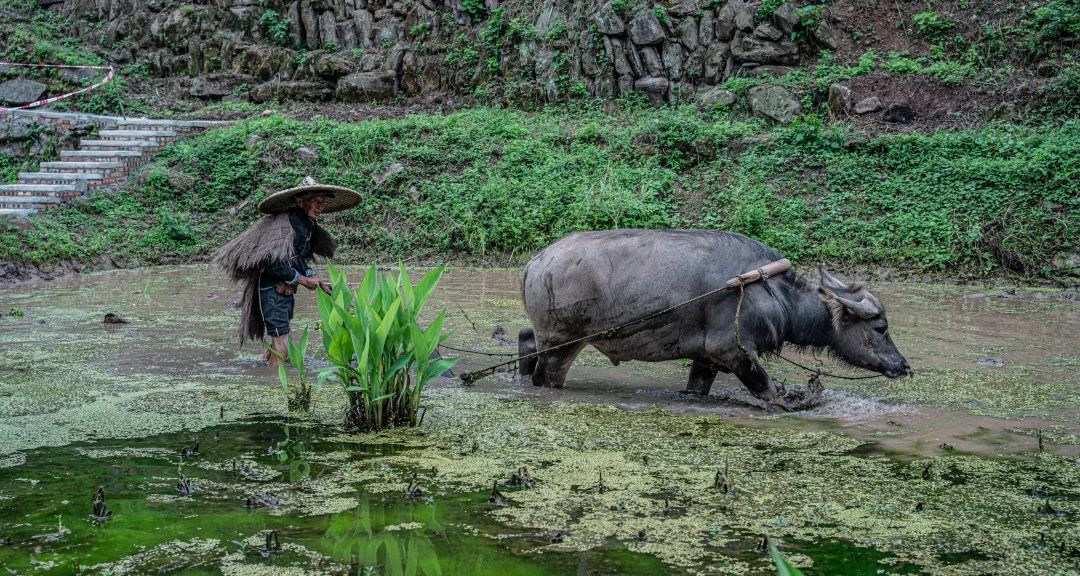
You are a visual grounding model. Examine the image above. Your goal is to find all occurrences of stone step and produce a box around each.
[97,129,178,141]
[39,161,125,173]
[0,196,62,209]
[0,184,81,198]
[0,208,35,218]
[19,172,105,186]
[79,139,163,153]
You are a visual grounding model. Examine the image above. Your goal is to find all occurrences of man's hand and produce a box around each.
[298,275,321,290]
[318,281,333,295]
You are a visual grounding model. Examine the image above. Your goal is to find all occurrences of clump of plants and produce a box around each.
[317,264,457,431]
[270,326,314,412]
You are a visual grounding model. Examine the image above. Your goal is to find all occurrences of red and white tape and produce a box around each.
[0,62,115,112]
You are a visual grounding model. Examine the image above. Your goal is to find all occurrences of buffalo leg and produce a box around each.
[684,359,720,396]
[729,354,779,401]
[518,327,537,376]
[531,342,586,388]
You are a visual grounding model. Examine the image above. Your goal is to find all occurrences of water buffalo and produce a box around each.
[518,230,911,404]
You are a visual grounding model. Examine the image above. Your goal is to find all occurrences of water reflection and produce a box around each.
[323,491,445,576]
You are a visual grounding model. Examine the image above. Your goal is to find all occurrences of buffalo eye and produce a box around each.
[873,325,888,335]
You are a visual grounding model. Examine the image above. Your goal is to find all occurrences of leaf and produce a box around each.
[769,544,807,576]
[278,364,289,391]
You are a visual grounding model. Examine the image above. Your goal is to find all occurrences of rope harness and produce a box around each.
[458,259,884,385]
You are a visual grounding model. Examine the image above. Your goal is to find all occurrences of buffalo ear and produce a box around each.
[819,265,849,290]
[818,287,845,330]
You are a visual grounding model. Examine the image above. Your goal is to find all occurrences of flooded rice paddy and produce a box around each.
[0,266,1078,575]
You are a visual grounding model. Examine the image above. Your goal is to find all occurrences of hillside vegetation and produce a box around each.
[3,106,1076,279]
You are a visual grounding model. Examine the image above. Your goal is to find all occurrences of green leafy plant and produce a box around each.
[269,326,314,412]
[461,0,487,21]
[322,40,340,52]
[317,264,457,431]
[651,5,670,26]
[8,307,24,318]
[409,22,432,40]
[260,9,294,47]
[913,10,954,39]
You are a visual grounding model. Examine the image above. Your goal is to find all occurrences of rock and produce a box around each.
[828,83,851,116]
[608,38,633,77]
[0,79,46,105]
[297,146,319,163]
[642,46,664,77]
[374,162,403,185]
[634,76,669,106]
[703,42,730,83]
[314,53,356,79]
[249,80,332,102]
[667,0,697,16]
[773,3,799,35]
[733,1,754,31]
[883,103,917,123]
[592,2,624,35]
[684,47,705,80]
[678,18,698,51]
[748,85,801,124]
[59,68,99,85]
[730,31,799,64]
[697,86,737,109]
[975,356,1007,367]
[747,65,795,78]
[628,10,665,45]
[1051,251,1080,275]
[335,70,397,101]
[854,96,882,114]
[699,10,714,44]
[813,19,838,50]
[189,74,252,99]
[662,42,684,80]
[353,9,375,47]
[715,3,737,40]
[754,22,784,42]
[617,74,634,96]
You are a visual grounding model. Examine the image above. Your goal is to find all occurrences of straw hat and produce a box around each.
[257,176,362,215]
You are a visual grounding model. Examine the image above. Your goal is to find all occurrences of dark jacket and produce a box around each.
[260,209,316,287]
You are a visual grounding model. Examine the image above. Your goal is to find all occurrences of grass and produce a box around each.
[1,106,1076,279]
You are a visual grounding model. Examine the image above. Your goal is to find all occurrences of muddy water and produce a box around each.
[1,266,1078,575]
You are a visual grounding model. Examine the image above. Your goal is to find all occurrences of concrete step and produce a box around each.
[79,139,162,152]
[97,129,178,141]
[39,161,125,173]
[0,208,35,218]
[0,196,62,209]
[117,118,221,130]
[0,184,81,198]
[19,172,105,186]
[61,150,143,159]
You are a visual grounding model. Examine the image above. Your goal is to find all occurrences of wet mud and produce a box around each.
[0,266,1077,575]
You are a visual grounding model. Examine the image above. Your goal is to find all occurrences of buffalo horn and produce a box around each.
[835,295,879,319]
[818,266,849,290]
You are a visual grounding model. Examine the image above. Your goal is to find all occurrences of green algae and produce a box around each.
[828,367,1080,419]
[327,388,1080,575]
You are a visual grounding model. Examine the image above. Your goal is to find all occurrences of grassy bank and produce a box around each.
[2,105,1077,279]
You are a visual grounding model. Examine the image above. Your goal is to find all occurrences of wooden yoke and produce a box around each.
[725,258,792,289]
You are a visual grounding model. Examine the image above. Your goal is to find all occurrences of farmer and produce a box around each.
[215,177,361,367]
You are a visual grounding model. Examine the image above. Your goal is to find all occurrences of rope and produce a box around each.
[768,352,883,380]
[0,63,115,112]
[438,343,517,357]
[459,283,738,384]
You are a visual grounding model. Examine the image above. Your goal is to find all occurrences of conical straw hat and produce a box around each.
[257,176,362,215]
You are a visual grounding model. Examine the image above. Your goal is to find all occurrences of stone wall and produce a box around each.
[51,0,833,112]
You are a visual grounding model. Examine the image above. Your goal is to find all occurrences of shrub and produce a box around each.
[260,9,294,47]
[317,264,457,431]
[913,11,955,39]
